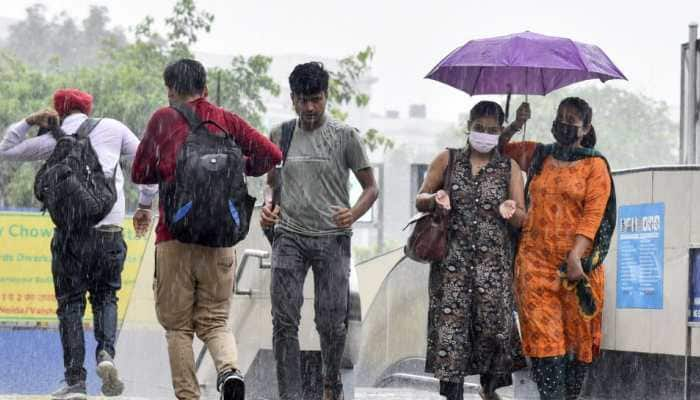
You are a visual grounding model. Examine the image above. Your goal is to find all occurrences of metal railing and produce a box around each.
[233,249,271,296]
[375,372,480,393]
[195,248,271,371]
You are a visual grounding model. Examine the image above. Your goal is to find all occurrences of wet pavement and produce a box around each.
[0,388,513,399]
[356,388,512,399]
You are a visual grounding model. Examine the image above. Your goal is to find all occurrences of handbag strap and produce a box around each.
[441,148,458,246]
[443,148,457,199]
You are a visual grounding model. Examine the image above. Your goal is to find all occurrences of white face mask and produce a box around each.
[468,131,499,153]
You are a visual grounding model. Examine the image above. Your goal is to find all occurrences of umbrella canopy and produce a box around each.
[426,31,627,96]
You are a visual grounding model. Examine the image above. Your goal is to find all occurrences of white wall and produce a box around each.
[605,167,700,356]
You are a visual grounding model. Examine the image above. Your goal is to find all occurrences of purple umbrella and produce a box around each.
[426,31,627,119]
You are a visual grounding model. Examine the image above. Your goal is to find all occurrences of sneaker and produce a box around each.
[323,383,345,400]
[218,369,245,400]
[50,381,87,400]
[96,350,125,396]
[479,387,502,400]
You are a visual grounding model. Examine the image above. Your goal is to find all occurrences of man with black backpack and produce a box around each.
[131,58,282,400]
[0,88,158,400]
[260,62,379,400]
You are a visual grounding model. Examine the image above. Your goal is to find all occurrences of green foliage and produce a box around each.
[0,53,55,209]
[165,0,214,59]
[328,46,374,108]
[0,54,54,127]
[328,46,394,153]
[0,0,384,211]
[439,85,679,170]
[0,1,278,211]
[4,162,41,209]
[213,55,281,129]
[2,4,127,71]
[509,85,678,169]
[363,128,394,153]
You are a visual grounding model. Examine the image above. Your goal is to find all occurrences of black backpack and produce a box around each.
[161,104,255,247]
[34,118,118,231]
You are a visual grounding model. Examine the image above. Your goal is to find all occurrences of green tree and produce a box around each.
[165,0,214,59]
[212,55,281,129]
[0,0,385,211]
[0,0,279,210]
[2,4,127,71]
[438,85,678,170]
[509,86,678,169]
[328,46,394,153]
[0,53,55,208]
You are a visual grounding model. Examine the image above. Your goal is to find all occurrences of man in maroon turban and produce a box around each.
[0,87,159,399]
[53,88,93,119]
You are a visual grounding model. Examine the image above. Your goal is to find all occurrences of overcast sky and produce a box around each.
[2,0,699,122]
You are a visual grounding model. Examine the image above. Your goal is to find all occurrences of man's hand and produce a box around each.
[331,206,355,228]
[133,208,152,238]
[261,204,280,228]
[509,102,531,131]
[26,109,59,128]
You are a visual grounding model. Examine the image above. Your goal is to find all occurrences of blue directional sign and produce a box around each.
[616,203,665,309]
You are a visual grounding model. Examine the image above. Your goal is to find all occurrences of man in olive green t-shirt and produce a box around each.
[261,62,378,400]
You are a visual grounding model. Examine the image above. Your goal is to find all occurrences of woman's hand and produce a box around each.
[435,190,451,210]
[566,251,586,282]
[499,199,517,219]
[513,102,531,129]
[506,102,531,132]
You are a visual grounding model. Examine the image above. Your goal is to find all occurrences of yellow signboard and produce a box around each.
[0,211,147,324]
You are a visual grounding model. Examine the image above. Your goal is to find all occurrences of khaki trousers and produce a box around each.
[154,240,238,400]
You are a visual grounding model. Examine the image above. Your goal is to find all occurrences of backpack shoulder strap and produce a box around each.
[269,119,297,209]
[38,126,66,140]
[170,103,202,129]
[50,128,66,140]
[170,103,233,140]
[73,118,116,176]
[75,118,102,140]
[279,119,297,164]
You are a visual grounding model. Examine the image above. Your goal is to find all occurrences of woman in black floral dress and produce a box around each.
[416,101,527,400]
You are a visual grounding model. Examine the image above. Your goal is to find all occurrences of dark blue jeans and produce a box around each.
[270,231,351,400]
[51,226,126,385]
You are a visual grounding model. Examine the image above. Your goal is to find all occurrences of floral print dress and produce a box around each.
[425,148,526,383]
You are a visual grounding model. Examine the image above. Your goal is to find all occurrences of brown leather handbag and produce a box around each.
[404,149,456,263]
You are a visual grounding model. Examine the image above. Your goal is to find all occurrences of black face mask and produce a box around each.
[551,121,580,146]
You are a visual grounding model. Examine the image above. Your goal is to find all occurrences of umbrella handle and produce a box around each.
[521,94,529,141]
[505,92,512,122]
